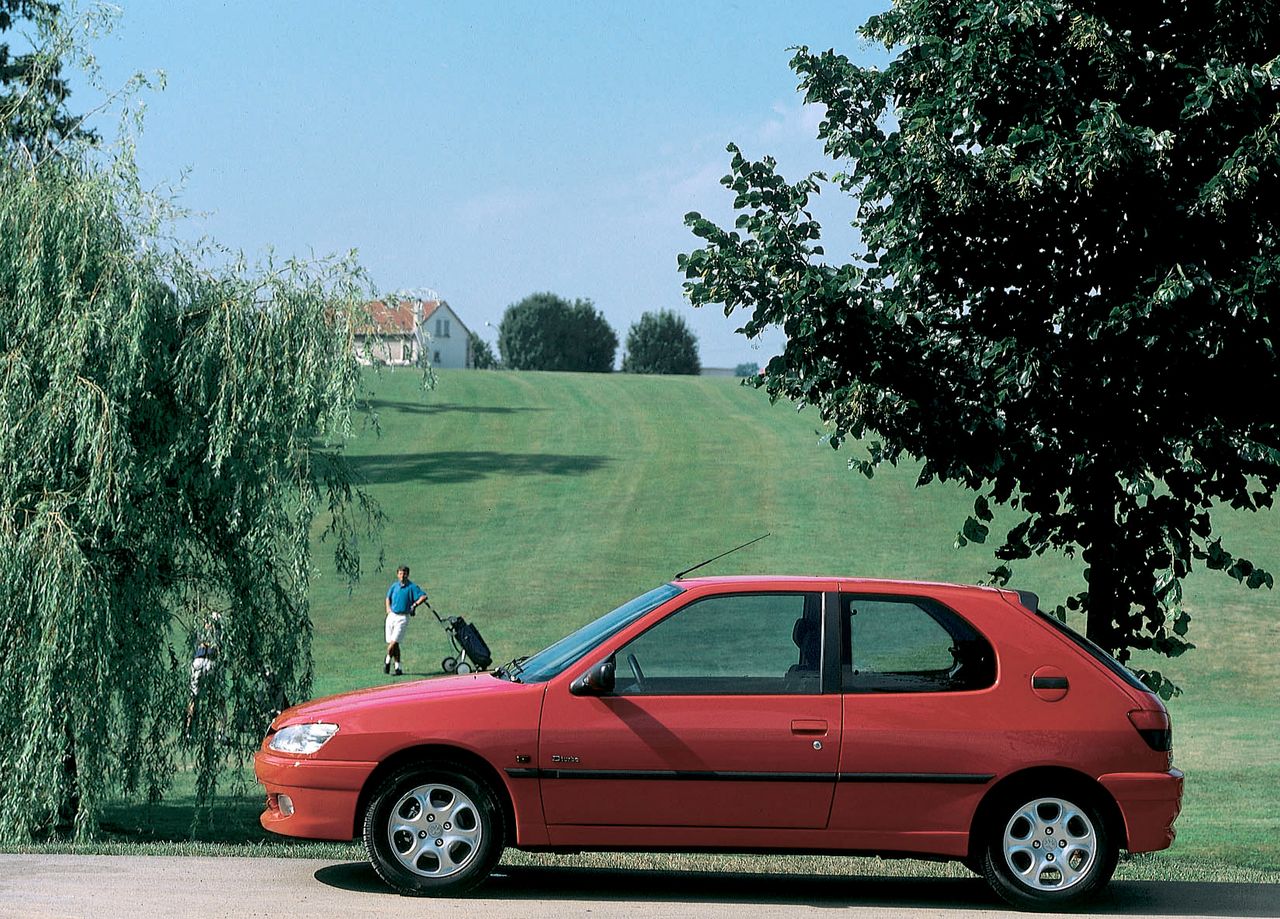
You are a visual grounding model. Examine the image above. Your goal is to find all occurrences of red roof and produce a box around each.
[361,299,442,335]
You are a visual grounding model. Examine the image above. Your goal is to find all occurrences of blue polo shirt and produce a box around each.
[387,580,425,614]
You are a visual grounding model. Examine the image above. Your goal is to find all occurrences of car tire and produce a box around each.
[363,762,505,896]
[981,787,1117,911]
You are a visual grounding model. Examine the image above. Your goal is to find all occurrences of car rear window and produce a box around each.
[1034,610,1151,694]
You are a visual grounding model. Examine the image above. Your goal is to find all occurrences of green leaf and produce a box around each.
[962,516,989,544]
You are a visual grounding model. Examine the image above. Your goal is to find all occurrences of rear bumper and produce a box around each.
[254,749,377,841]
[1099,768,1183,853]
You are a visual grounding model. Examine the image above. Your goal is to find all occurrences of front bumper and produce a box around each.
[1099,768,1184,853]
[254,749,378,841]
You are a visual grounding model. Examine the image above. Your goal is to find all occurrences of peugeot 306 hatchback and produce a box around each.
[255,577,1182,910]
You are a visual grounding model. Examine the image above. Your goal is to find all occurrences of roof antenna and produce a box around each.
[675,533,771,580]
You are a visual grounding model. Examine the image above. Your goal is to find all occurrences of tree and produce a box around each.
[1,1,94,152]
[0,95,376,839]
[469,332,500,369]
[497,291,617,372]
[734,362,760,378]
[681,1,1280,693]
[622,309,702,375]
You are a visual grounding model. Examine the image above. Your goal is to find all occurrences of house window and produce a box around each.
[402,342,413,362]
[435,318,450,338]
[433,350,442,363]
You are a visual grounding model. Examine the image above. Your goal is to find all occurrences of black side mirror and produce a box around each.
[570,657,616,696]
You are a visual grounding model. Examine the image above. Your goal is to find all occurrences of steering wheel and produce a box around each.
[626,653,647,692]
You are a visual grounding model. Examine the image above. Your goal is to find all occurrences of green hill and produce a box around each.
[307,368,1278,868]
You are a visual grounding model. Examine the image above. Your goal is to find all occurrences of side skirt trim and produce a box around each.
[505,768,993,784]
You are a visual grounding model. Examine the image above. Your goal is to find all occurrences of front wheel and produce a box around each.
[363,763,505,896]
[982,791,1117,911]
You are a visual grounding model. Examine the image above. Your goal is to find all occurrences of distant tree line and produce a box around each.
[488,292,702,375]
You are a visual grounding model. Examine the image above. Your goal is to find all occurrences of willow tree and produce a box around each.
[681,1,1280,694]
[0,139,381,838]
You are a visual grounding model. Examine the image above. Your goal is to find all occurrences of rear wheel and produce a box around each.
[982,790,1117,911]
[363,763,504,896]
[441,656,458,673]
[456,661,473,674]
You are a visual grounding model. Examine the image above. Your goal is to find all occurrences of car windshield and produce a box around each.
[513,583,683,683]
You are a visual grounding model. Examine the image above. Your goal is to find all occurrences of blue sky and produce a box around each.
[76,1,889,367]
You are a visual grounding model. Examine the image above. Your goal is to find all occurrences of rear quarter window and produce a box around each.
[842,595,996,693]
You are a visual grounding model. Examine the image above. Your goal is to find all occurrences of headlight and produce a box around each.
[269,723,339,755]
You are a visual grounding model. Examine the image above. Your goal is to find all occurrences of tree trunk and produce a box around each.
[1086,557,1121,654]
[1084,484,1124,656]
[57,723,80,836]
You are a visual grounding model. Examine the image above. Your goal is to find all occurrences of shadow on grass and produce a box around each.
[100,796,269,845]
[350,450,610,485]
[313,863,1280,915]
[365,400,549,416]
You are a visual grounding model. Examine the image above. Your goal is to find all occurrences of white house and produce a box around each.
[355,298,473,368]
[420,300,472,369]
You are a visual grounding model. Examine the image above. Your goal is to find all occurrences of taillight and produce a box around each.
[1128,709,1172,752]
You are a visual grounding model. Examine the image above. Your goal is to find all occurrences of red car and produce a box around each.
[255,577,1182,910]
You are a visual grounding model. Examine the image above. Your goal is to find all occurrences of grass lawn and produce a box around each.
[18,368,1280,878]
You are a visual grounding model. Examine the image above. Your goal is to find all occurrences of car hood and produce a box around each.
[274,673,529,727]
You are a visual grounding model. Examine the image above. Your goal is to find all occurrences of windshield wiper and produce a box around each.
[494,656,529,682]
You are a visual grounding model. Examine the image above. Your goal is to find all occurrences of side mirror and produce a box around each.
[570,657,616,696]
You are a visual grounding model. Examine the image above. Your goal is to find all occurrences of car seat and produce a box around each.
[785,616,821,690]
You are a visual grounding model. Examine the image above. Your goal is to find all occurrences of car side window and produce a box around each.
[841,595,995,693]
[613,592,822,695]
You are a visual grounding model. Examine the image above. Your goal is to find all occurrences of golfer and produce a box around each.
[385,565,428,675]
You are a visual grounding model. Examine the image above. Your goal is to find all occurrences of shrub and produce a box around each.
[622,310,701,375]
[469,333,500,369]
[497,292,617,372]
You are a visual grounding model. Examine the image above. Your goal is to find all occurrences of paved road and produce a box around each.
[1,855,1277,919]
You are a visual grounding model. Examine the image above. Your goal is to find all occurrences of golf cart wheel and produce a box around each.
[363,761,505,896]
[441,656,458,673]
[981,787,1117,910]
[456,661,473,675]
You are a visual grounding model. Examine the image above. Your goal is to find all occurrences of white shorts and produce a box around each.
[385,612,410,644]
[190,656,215,695]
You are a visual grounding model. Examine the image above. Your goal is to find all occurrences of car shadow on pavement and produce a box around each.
[312,862,1280,916]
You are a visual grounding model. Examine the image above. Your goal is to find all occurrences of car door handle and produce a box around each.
[791,720,828,735]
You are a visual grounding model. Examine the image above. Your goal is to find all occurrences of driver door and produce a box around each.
[537,589,840,829]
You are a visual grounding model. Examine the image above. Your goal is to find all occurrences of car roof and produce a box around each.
[672,575,1006,595]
